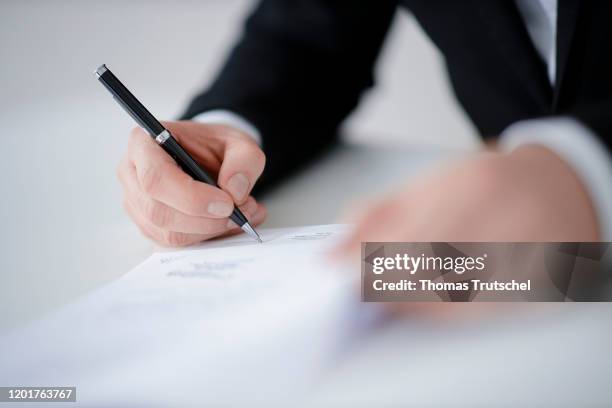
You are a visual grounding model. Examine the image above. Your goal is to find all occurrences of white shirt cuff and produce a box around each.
[191,110,262,145]
[500,117,612,241]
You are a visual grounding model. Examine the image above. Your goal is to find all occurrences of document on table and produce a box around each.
[0,224,373,406]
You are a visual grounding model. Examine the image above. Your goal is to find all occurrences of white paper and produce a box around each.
[0,224,372,406]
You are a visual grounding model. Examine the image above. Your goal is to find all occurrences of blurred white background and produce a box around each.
[0,0,477,328]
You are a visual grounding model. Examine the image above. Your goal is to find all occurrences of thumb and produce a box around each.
[218,137,266,204]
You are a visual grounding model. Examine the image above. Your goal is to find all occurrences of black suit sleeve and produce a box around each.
[182,0,398,193]
[568,102,612,153]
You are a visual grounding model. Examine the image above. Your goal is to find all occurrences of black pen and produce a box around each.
[94,64,262,243]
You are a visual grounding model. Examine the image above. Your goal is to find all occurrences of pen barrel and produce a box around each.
[162,136,217,186]
[96,68,165,136]
[229,208,248,226]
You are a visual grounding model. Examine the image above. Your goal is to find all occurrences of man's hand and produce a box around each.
[117,121,267,247]
[335,144,600,255]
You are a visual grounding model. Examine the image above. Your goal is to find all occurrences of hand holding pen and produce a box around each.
[96,65,266,245]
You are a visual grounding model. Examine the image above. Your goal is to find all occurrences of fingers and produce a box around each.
[223,204,268,237]
[120,124,268,247]
[217,136,266,204]
[123,198,209,247]
[128,128,234,218]
[333,200,401,257]
[119,155,266,246]
[125,197,267,248]
[122,158,253,233]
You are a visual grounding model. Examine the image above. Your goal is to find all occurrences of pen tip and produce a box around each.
[241,222,263,243]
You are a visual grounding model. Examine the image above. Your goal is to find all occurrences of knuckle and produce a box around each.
[143,200,172,228]
[129,126,146,139]
[140,165,162,195]
[116,157,128,183]
[251,147,266,168]
[163,231,190,247]
[203,223,223,236]
[183,182,206,214]
[128,127,144,147]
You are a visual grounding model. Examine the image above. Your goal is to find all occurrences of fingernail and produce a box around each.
[251,207,264,223]
[227,173,250,201]
[207,201,233,217]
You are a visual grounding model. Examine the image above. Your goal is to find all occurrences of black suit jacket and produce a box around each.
[183,0,612,193]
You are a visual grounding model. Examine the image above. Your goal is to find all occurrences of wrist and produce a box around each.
[500,118,612,240]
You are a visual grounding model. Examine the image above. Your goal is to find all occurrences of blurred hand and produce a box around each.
[118,121,267,247]
[336,144,599,253]
[334,145,599,319]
